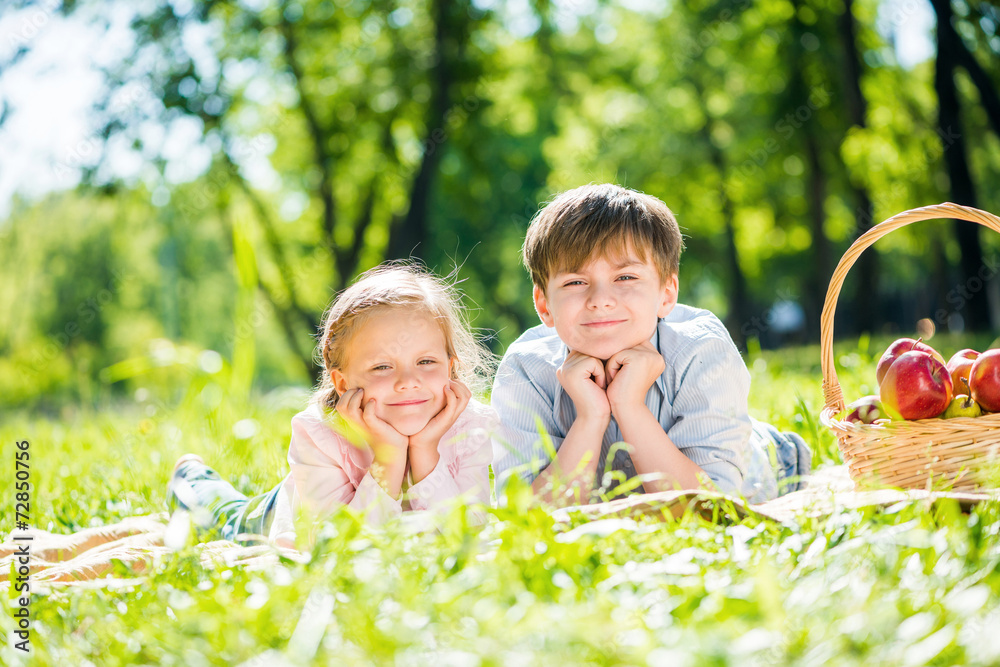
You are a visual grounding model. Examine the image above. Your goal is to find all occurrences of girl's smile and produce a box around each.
[332,308,451,436]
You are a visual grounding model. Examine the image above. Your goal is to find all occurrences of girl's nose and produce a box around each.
[395,369,421,391]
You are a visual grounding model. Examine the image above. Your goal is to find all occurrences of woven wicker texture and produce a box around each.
[820,202,1000,490]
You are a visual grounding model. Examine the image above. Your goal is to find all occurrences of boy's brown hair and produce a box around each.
[522,183,684,290]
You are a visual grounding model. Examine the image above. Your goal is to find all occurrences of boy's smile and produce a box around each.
[533,251,678,361]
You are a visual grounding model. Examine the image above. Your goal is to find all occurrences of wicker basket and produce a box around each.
[820,202,1000,491]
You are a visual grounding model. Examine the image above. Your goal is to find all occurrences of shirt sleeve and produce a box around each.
[667,335,751,495]
[268,474,299,547]
[490,353,565,501]
[288,412,403,525]
[406,403,497,522]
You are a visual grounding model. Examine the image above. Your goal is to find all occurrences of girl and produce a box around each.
[167,264,498,549]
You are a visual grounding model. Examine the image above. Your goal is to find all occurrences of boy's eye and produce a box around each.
[563,280,584,287]
[617,275,638,281]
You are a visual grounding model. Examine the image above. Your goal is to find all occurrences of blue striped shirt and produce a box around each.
[491,303,757,500]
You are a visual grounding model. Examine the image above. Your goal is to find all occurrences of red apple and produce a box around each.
[947,349,979,392]
[843,395,886,424]
[876,338,946,386]
[879,350,953,420]
[970,349,1000,412]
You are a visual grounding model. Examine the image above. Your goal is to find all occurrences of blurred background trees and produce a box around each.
[2,0,999,408]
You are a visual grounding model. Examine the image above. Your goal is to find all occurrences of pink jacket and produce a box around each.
[269,398,497,543]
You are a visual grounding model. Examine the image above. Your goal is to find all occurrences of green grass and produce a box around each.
[3,336,1000,665]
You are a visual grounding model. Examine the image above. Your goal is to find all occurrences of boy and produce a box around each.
[491,184,809,505]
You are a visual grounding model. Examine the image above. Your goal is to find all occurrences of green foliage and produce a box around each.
[4,342,1000,664]
[3,0,1000,401]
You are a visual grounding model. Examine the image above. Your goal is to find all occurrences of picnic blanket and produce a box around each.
[551,465,997,524]
[3,466,996,589]
[0,512,291,590]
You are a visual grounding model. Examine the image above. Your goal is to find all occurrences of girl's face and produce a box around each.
[332,308,452,436]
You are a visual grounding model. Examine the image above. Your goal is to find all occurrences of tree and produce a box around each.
[63,0,497,375]
[837,0,879,334]
[931,0,991,331]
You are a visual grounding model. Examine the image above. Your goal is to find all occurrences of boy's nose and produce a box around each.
[586,284,616,309]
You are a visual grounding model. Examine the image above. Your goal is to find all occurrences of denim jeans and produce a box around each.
[173,459,283,544]
[744,418,813,503]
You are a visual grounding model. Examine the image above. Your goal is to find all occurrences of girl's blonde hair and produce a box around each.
[313,262,494,409]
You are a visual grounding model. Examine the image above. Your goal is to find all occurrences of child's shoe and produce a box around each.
[166,453,205,513]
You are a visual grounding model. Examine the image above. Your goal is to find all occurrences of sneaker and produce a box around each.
[166,453,205,513]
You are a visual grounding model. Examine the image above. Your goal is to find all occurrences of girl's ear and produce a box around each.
[449,356,457,379]
[331,369,349,395]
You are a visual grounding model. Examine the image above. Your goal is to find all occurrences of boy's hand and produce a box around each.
[557,351,612,424]
[409,380,471,451]
[605,341,665,417]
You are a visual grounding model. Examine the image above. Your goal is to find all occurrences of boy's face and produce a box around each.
[533,250,678,361]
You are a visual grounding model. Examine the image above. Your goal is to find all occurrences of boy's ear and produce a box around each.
[657,273,680,318]
[533,285,555,328]
[331,369,349,395]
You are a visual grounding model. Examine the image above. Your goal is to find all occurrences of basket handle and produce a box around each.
[821,202,1000,415]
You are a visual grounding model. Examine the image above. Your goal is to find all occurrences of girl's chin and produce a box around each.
[387,419,431,437]
[382,400,445,436]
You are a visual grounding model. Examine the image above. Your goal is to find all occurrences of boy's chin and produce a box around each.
[573,339,649,362]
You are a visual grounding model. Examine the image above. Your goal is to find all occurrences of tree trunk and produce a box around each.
[216,203,317,383]
[837,0,879,335]
[279,8,337,261]
[688,77,751,349]
[386,0,460,260]
[786,0,832,343]
[950,7,1000,138]
[931,0,990,331]
[803,129,829,342]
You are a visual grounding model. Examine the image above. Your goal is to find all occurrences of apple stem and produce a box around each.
[911,338,922,352]
[960,377,974,408]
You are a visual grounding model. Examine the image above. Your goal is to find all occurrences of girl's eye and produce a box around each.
[372,364,391,371]
[418,359,437,365]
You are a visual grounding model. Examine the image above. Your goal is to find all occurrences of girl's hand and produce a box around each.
[409,380,471,452]
[336,388,409,497]
[336,388,408,460]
